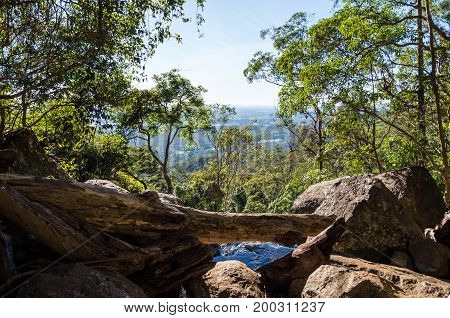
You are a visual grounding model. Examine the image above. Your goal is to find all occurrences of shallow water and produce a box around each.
[213,242,294,270]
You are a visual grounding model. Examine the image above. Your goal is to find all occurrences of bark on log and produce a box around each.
[1,174,334,245]
[0,183,155,275]
[177,205,335,245]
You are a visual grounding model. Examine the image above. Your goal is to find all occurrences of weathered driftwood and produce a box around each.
[1,174,334,245]
[257,218,346,295]
[177,205,334,245]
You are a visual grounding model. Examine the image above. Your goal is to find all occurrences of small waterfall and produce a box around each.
[1,232,16,277]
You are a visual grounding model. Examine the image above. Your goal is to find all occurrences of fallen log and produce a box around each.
[0,184,155,275]
[1,174,334,245]
[177,206,335,245]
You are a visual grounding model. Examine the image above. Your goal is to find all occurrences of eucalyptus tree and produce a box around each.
[0,0,205,136]
[246,0,450,201]
[118,70,212,194]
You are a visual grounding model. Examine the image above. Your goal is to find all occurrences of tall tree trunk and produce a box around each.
[21,93,27,128]
[0,106,5,138]
[425,0,450,202]
[317,107,324,171]
[162,164,174,194]
[417,0,427,166]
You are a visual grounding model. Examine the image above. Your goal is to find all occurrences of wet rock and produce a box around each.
[408,239,450,278]
[184,261,264,298]
[16,264,147,297]
[301,255,450,298]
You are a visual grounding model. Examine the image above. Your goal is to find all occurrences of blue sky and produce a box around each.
[138,0,334,107]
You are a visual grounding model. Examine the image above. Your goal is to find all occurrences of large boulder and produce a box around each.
[292,168,446,232]
[184,261,264,298]
[376,167,446,230]
[0,129,68,179]
[16,264,147,297]
[296,176,423,262]
[300,255,450,298]
[291,177,349,214]
[408,239,450,277]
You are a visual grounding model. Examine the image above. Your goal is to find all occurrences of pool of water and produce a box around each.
[212,242,295,270]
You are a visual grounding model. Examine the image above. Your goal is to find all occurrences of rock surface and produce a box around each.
[292,168,446,232]
[85,179,130,194]
[0,149,18,173]
[291,177,349,214]
[408,239,449,277]
[301,255,450,298]
[184,261,264,298]
[434,212,450,247]
[390,251,414,269]
[16,264,147,297]
[0,129,68,179]
[305,176,423,262]
[376,167,446,230]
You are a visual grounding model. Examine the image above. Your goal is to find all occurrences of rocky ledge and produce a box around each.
[1,166,450,298]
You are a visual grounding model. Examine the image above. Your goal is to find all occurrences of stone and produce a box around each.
[390,251,414,269]
[434,212,450,247]
[0,149,18,173]
[288,278,307,297]
[408,239,449,277]
[299,175,423,262]
[85,179,130,194]
[291,177,349,214]
[184,261,264,298]
[301,255,450,298]
[376,167,446,230]
[16,264,147,297]
[0,128,68,179]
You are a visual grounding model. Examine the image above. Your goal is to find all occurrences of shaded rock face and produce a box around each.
[296,176,423,262]
[390,251,414,270]
[434,212,450,247]
[300,255,450,298]
[408,239,449,278]
[16,264,147,298]
[184,261,264,298]
[0,149,18,173]
[377,167,446,230]
[0,129,68,179]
